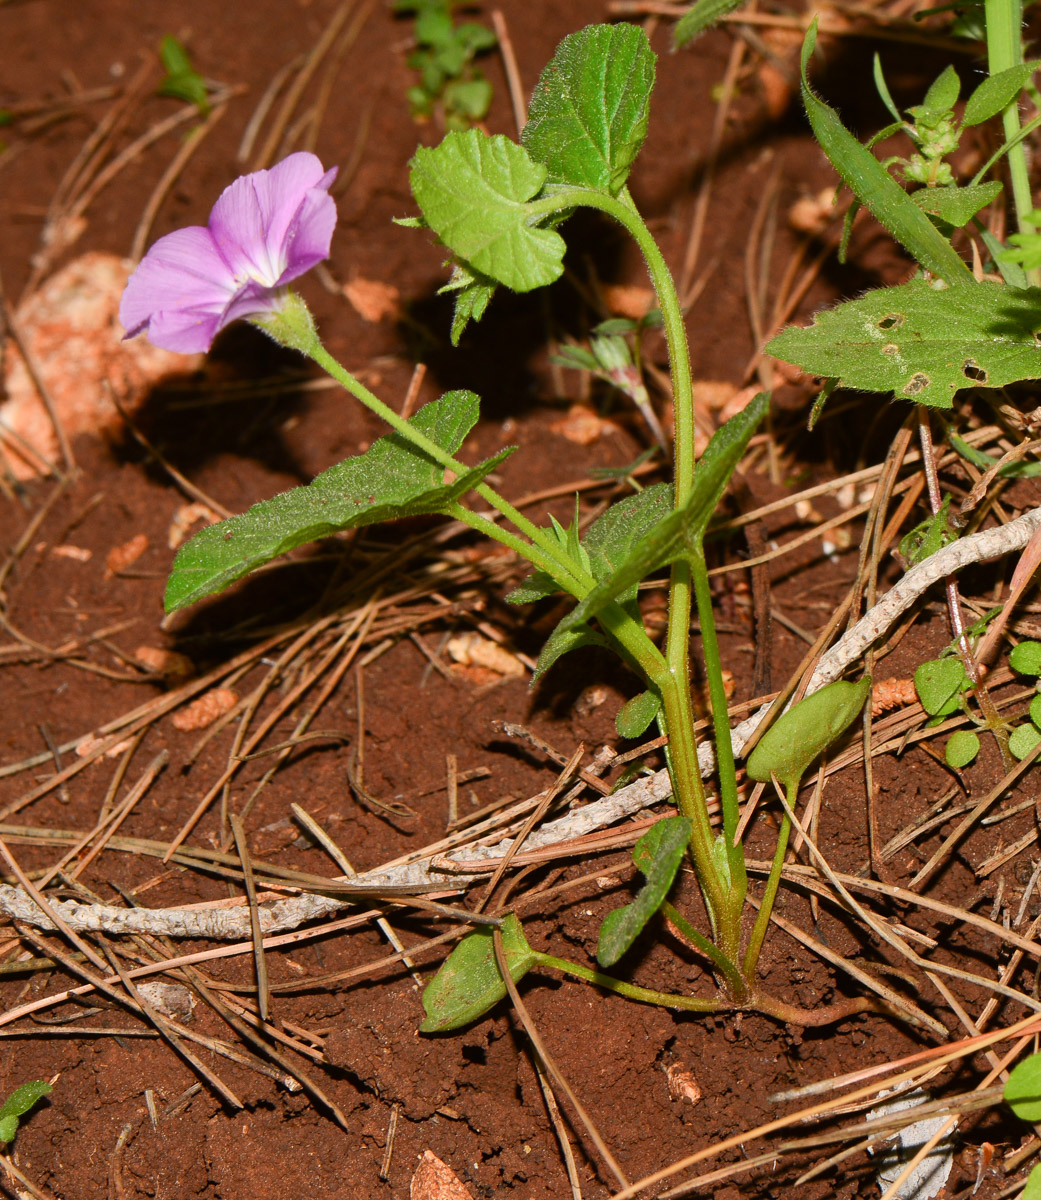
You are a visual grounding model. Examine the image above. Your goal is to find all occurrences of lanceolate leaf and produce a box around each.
[522,24,655,195]
[963,63,1040,127]
[767,278,1041,409]
[533,395,768,676]
[673,0,748,46]
[419,913,538,1032]
[596,816,692,967]
[165,393,509,611]
[910,182,1002,229]
[410,131,565,292]
[799,20,975,286]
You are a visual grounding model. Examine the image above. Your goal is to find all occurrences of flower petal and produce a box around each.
[274,183,338,285]
[209,152,336,287]
[120,226,236,350]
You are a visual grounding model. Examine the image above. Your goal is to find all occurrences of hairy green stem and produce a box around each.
[662,902,746,1000]
[742,807,791,979]
[528,185,739,941]
[985,0,1038,280]
[534,952,723,1013]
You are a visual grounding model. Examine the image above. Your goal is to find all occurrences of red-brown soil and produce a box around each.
[1,2,1038,1198]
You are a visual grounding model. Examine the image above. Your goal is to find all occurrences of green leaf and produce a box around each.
[522,23,655,195]
[945,729,980,769]
[1024,1163,1041,1200]
[165,393,509,611]
[1010,723,1041,760]
[158,35,209,114]
[444,77,493,121]
[456,23,498,54]
[1006,1052,1041,1121]
[1011,641,1041,676]
[799,20,975,286]
[420,913,538,1032]
[438,261,498,344]
[745,677,871,792]
[1029,693,1041,729]
[910,182,1002,228]
[415,5,453,47]
[920,65,960,117]
[767,278,1041,409]
[596,816,692,967]
[410,130,565,292]
[899,495,958,565]
[533,396,768,676]
[673,0,748,46]
[914,657,970,717]
[963,63,1040,127]
[0,1080,51,1143]
[616,690,661,738]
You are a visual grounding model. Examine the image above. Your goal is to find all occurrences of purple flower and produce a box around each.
[120,153,337,353]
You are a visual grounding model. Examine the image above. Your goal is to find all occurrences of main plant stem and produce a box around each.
[529,185,746,955]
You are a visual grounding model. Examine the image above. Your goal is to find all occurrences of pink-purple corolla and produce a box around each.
[120,153,337,353]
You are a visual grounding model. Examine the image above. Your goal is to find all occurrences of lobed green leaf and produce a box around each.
[522,23,655,196]
[410,130,565,292]
[767,278,1041,409]
[596,816,692,967]
[420,913,538,1032]
[165,393,509,612]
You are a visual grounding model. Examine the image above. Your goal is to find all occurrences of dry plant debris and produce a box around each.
[171,687,239,732]
[410,1150,474,1200]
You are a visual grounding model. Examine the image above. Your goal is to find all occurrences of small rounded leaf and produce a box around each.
[1011,641,1041,676]
[1030,693,1041,731]
[420,913,537,1033]
[616,690,661,739]
[914,657,969,717]
[944,730,979,770]
[1024,1163,1041,1200]
[1009,723,1041,761]
[746,677,871,791]
[1006,1052,1041,1122]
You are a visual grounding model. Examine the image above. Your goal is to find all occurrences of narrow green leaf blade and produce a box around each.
[963,63,1040,127]
[746,678,871,791]
[419,913,538,1032]
[410,131,565,291]
[522,24,655,195]
[799,20,975,286]
[0,1081,52,1124]
[165,393,509,611]
[596,816,692,967]
[767,278,1041,409]
[673,0,747,46]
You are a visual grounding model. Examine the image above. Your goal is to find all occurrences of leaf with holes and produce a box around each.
[522,23,655,195]
[767,278,1041,408]
[165,393,511,611]
[597,816,692,967]
[419,913,538,1032]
